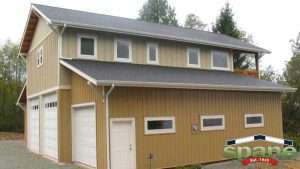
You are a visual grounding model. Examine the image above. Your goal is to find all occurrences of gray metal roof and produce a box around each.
[60,59,295,92]
[33,4,270,54]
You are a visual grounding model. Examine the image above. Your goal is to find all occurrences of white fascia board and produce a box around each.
[31,4,52,24]
[95,80,295,93]
[51,21,270,54]
[59,60,98,85]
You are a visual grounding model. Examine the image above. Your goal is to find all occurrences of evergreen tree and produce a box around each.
[213,3,252,70]
[138,0,178,26]
[282,54,300,137]
[184,14,207,30]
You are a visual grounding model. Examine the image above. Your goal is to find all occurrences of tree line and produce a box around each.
[0,41,25,132]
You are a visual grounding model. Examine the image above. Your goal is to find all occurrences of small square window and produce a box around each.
[37,47,43,67]
[200,115,225,131]
[78,35,97,58]
[147,43,159,64]
[212,50,229,70]
[187,48,200,67]
[114,39,132,62]
[145,117,176,135]
[245,114,264,128]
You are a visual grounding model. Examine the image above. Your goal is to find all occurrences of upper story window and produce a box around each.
[200,115,225,131]
[147,43,159,64]
[211,50,230,70]
[144,117,176,135]
[187,48,200,67]
[114,38,132,62]
[77,34,97,59]
[37,47,43,67]
[245,113,264,128]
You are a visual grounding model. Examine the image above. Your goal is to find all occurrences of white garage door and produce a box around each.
[72,105,96,167]
[28,98,40,153]
[41,93,58,159]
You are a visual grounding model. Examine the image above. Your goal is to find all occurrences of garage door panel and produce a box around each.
[41,93,58,159]
[72,105,96,167]
[28,98,40,154]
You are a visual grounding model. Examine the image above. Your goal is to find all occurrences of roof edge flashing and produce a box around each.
[95,80,295,93]
[51,21,270,54]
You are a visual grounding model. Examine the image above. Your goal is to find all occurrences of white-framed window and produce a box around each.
[200,115,225,131]
[187,48,200,67]
[245,113,264,128]
[211,50,230,70]
[144,116,176,135]
[36,47,43,67]
[147,43,159,64]
[77,34,97,59]
[114,38,132,62]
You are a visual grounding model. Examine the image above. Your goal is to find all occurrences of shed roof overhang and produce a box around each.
[60,58,296,93]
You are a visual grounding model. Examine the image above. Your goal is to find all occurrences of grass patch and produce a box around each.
[175,164,202,169]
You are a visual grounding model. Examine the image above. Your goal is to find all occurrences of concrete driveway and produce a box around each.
[0,140,81,169]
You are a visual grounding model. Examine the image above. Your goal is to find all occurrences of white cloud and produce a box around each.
[1,0,299,72]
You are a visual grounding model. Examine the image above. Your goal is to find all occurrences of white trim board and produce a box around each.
[71,102,96,108]
[31,5,52,24]
[52,22,269,54]
[27,85,71,99]
[60,60,97,85]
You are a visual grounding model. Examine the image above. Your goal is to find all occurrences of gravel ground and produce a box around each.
[2,140,300,169]
[0,140,82,169]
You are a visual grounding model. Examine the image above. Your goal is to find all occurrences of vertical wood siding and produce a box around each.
[27,32,59,95]
[57,89,72,162]
[71,74,107,169]
[109,87,282,169]
[62,28,234,71]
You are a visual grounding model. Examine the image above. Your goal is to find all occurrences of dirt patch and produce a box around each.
[0,132,24,140]
[284,161,300,169]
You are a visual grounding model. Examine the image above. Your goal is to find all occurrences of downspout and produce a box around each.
[105,84,115,169]
[57,24,66,85]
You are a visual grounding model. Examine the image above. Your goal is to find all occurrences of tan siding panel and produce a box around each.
[57,89,72,162]
[27,32,58,95]
[62,28,234,71]
[109,87,282,169]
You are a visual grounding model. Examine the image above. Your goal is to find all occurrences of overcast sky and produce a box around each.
[1,0,299,72]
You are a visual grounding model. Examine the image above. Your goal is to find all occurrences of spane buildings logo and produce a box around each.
[224,134,297,166]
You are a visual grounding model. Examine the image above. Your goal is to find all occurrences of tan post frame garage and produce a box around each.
[17,4,296,169]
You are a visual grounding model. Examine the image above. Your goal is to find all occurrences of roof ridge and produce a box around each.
[32,3,257,48]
